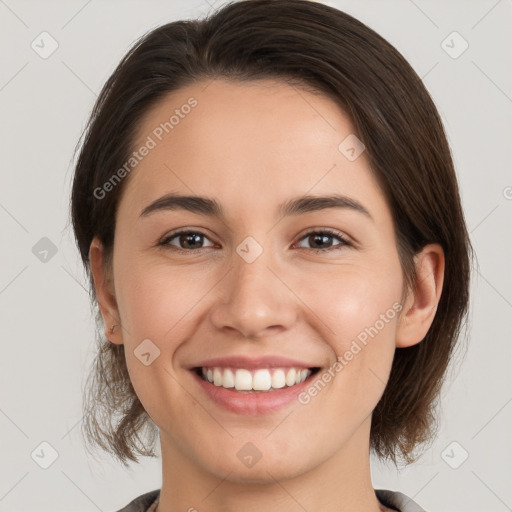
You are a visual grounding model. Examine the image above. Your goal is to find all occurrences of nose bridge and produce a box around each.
[233,238,273,297]
[210,235,297,338]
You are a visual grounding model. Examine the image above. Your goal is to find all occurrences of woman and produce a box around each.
[70,1,472,511]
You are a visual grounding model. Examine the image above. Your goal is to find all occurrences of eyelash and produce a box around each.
[158,228,352,254]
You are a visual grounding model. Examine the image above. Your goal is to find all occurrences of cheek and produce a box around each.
[113,256,208,343]
[291,260,403,347]
[292,262,402,404]
[113,261,206,419]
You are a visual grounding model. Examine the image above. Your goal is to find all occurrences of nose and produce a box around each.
[209,246,298,340]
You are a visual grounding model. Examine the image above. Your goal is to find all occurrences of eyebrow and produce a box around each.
[139,192,372,221]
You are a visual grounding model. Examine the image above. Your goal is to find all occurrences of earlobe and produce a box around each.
[89,237,123,345]
[395,244,445,348]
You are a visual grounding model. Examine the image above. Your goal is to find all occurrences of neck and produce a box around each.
[156,416,389,512]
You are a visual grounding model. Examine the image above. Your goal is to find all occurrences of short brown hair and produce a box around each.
[71,0,472,467]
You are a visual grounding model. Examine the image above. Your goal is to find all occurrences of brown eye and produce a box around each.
[160,230,215,251]
[296,229,351,252]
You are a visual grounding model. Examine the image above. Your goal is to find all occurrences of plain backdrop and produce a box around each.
[0,1,511,511]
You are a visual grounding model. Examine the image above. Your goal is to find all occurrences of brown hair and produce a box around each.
[70,0,472,467]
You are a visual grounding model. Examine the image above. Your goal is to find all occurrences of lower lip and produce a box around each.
[190,369,319,416]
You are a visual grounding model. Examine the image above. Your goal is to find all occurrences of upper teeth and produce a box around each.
[201,367,312,391]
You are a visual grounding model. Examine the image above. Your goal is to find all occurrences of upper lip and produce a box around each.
[189,355,321,370]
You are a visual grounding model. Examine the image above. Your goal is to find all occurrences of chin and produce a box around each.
[202,451,313,485]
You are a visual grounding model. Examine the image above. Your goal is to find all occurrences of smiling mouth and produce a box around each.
[194,366,321,393]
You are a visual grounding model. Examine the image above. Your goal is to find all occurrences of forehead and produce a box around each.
[121,78,386,220]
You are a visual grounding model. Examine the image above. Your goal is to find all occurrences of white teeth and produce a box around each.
[222,368,235,388]
[271,369,286,389]
[234,369,252,391]
[213,368,223,386]
[200,366,313,391]
[253,369,272,391]
[285,368,296,386]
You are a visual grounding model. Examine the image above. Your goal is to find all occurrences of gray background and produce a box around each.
[1,0,511,511]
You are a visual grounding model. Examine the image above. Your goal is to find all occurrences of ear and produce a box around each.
[89,236,123,345]
[396,243,445,348]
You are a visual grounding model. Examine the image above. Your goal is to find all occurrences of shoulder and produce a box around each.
[375,488,428,512]
[113,489,160,512]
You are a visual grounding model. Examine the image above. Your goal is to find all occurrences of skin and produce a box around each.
[89,79,444,512]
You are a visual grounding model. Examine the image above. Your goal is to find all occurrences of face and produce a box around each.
[101,79,408,483]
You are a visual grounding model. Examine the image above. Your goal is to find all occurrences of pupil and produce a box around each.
[182,233,202,249]
[311,234,330,249]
